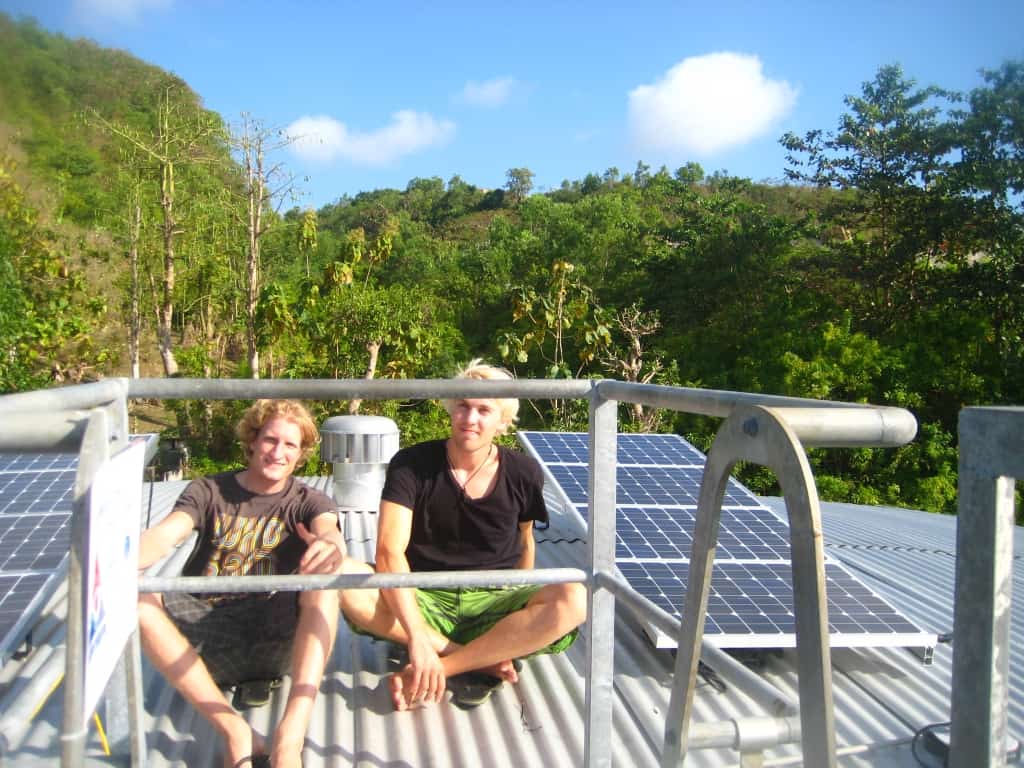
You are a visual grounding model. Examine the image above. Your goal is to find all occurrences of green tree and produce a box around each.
[953,61,1024,203]
[505,167,534,205]
[86,81,226,376]
[254,281,297,378]
[950,61,1024,406]
[777,62,1024,512]
[230,113,300,379]
[598,303,676,432]
[297,207,318,278]
[781,64,959,331]
[498,259,612,427]
[0,156,108,391]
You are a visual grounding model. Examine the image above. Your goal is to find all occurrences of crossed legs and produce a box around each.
[138,587,338,768]
[339,560,588,710]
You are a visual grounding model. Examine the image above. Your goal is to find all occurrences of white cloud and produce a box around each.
[285,111,456,166]
[72,0,171,23]
[460,77,519,108]
[628,52,797,155]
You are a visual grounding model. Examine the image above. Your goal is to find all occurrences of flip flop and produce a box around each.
[451,672,504,709]
[233,678,282,709]
[229,755,271,768]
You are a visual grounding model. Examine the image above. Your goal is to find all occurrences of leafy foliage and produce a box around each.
[1,13,1020,520]
[0,156,108,391]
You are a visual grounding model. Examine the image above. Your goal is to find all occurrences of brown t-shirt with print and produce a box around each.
[175,471,336,591]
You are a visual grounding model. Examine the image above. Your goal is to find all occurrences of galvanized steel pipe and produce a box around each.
[0,413,90,453]
[0,379,127,413]
[687,715,801,752]
[595,381,916,447]
[140,567,588,595]
[126,376,595,401]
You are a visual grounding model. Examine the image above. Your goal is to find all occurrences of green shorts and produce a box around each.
[349,585,578,656]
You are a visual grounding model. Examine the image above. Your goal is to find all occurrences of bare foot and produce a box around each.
[475,659,519,684]
[389,665,433,711]
[389,668,411,711]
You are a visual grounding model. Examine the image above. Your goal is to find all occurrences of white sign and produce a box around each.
[82,438,146,727]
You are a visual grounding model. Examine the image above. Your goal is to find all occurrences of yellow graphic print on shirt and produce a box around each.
[204,512,287,577]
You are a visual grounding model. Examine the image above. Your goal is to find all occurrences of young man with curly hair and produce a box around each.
[138,399,348,768]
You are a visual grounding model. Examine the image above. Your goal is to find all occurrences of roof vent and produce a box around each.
[320,415,400,511]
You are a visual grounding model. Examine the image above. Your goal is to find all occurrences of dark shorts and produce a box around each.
[163,591,299,686]
[348,585,578,656]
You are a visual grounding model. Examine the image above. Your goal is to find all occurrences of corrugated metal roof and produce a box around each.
[1,481,1021,766]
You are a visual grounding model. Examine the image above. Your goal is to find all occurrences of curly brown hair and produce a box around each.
[235,399,320,461]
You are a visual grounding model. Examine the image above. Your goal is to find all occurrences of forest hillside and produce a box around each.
[1,13,1021,518]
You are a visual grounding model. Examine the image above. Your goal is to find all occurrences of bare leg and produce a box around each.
[269,585,340,768]
[346,581,588,710]
[339,560,456,657]
[443,582,585,676]
[137,593,262,767]
[340,562,460,710]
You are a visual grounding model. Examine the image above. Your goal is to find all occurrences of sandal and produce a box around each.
[233,678,282,709]
[229,756,271,768]
[451,672,504,709]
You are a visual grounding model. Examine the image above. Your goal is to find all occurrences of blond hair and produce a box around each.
[235,399,320,461]
[443,358,519,435]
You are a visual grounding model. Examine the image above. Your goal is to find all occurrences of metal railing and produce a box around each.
[950,406,1023,767]
[0,377,929,767]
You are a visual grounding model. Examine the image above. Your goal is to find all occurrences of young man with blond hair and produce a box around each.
[138,399,348,768]
[341,360,588,710]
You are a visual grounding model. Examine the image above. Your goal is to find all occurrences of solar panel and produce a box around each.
[0,454,78,474]
[548,464,760,509]
[0,456,77,663]
[0,573,55,650]
[0,513,72,571]
[0,470,77,516]
[0,435,158,664]
[520,431,937,650]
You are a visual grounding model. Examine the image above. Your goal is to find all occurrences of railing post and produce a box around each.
[124,630,148,767]
[62,408,110,768]
[92,396,145,765]
[584,392,618,768]
[662,405,836,767]
[0,378,925,765]
[950,407,1023,767]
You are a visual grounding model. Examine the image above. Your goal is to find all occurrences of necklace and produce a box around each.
[447,442,494,494]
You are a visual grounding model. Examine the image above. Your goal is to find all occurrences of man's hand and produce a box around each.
[405,633,446,706]
[296,521,344,574]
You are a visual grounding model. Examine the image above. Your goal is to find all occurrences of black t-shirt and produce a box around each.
[175,471,336,580]
[380,440,548,571]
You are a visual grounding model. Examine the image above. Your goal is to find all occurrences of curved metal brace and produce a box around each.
[661,405,836,767]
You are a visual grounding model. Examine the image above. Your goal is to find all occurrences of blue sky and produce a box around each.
[2,0,1022,209]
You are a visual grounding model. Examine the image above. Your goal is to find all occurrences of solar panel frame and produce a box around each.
[0,454,78,474]
[0,470,77,516]
[0,435,159,664]
[519,430,938,651]
[0,459,77,664]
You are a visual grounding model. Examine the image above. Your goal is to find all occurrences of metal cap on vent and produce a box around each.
[320,415,400,511]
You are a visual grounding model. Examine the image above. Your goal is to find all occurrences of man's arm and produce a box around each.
[297,511,346,574]
[516,520,535,569]
[138,509,195,571]
[377,498,447,704]
[376,500,428,638]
